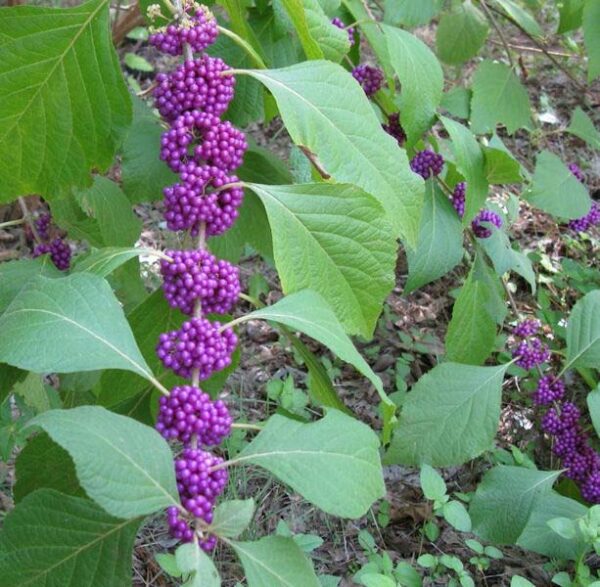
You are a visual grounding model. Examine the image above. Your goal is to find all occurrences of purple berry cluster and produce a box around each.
[510,319,600,502]
[31,212,72,271]
[352,64,384,96]
[471,209,503,239]
[566,162,600,233]
[451,182,466,218]
[151,7,246,551]
[150,4,218,56]
[410,149,444,180]
[331,17,355,46]
[382,113,406,146]
[568,162,585,183]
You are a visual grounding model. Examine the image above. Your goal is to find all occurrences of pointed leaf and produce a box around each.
[0,273,153,380]
[232,536,321,587]
[0,0,131,202]
[235,410,385,518]
[386,363,507,466]
[567,106,600,150]
[26,406,179,518]
[73,247,164,277]
[0,489,140,587]
[566,290,600,369]
[493,0,542,37]
[210,499,255,538]
[247,183,397,338]
[244,62,424,245]
[384,0,442,27]
[176,543,221,587]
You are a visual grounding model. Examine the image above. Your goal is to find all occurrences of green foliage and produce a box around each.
[0,0,131,202]
[0,489,141,587]
[583,0,600,81]
[26,406,179,518]
[566,291,600,369]
[384,0,441,27]
[176,543,221,587]
[210,499,256,538]
[567,107,600,150]
[588,385,600,439]
[73,247,161,277]
[386,363,506,466]
[245,62,424,245]
[236,410,385,517]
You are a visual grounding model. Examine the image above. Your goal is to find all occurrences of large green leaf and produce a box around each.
[243,62,423,245]
[405,182,464,292]
[441,116,488,222]
[0,273,154,380]
[469,465,560,543]
[583,0,600,81]
[385,363,507,466]
[304,0,350,61]
[588,384,600,439]
[176,543,221,587]
[26,406,179,518]
[470,60,532,135]
[446,260,497,365]
[210,499,255,538]
[524,151,591,219]
[232,536,320,587]
[557,0,584,34]
[73,247,162,277]
[384,0,442,27]
[275,0,323,59]
[493,0,542,37]
[0,489,140,587]
[436,1,489,65]
[383,25,444,147]
[0,0,131,202]
[567,106,600,150]
[566,290,600,369]
[243,290,386,407]
[234,410,385,518]
[247,183,397,338]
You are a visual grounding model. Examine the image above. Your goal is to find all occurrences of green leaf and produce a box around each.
[383,25,444,147]
[211,499,255,538]
[516,493,587,560]
[511,578,536,587]
[176,543,221,587]
[0,489,140,587]
[384,0,441,27]
[470,61,532,135]
[443,501,472,532]
[446,260,497,365]
[493,0,542,37]
[525,150,591,219]
[276,0,324,58]
[232,536,321,587]
[0,363,26,405]
[441,116,489,223]
[436,2,489,65]
[441,87,472,119]
[405,182,464,292]
[304,0,350,61]
[584,0,600,81]
[121,97,178,203]
[13,372,52,413]
[124,52,153,72]
[385,363,506,466]
[245,290,386,406]
[557,0,584,34]
[566,290,600,369]
[567,106,600,150]
[360,575,396,587]
[247,183,396,338]
[0,257,61,315]
[469,465,559,543]
[483,146,522,184]
[26,405,179,518]
[244,62,424,245]
[14,432,84,502]
[73,247,163,277]
[588,385,600,439]
[235,410,385,518]
[0,0,131,202]
[420,463,447,500]
[0,273,154,380]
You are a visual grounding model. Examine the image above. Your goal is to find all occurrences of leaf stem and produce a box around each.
[0,218,26,230]
[231,422,263,431]
[217,25,267,69]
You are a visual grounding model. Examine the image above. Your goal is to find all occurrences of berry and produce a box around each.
[153,56,235,121]
[512,337,550,370]
[163,164,244,237]
[156,317,237,379]
[512,318,541,338]
[382,113,406,146]
[35,213,51,241]
[352,65,384,96]
[568,202,600,233]
[33,237,71,271]
[157,385,232,446]
[582,472,600,503]
[471,209,502,238]
[410,149,444,180]
[451,182,466,218]
[331,17,355,46]
[149,6,218,56]
[161,249,240,315]
[532,375,565,406]
[568,162,585,183]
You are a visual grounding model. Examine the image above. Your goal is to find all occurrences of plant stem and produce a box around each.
[191,222,206,388]
[231,422,262,431]
[479,0,515,68]
[150,377,171,396]
[0,218,26,230]
[18,197,41,244]
[217,25,267,69]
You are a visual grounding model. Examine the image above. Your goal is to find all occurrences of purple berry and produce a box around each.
[568,163,585,183]
[472,209,502,238]
[511,337,550,370]
[410,149,444,180]
[331,17,355,46]
[451,182,466,218]
[568,202,600,233]
[382,113,406,146]
[532,375,565,406]
[352,65,384,96]
[33,237,71,271]
[160,249,241,315]
[156,317,237,379]
[35,213,51,241]
[512,319,541,338]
